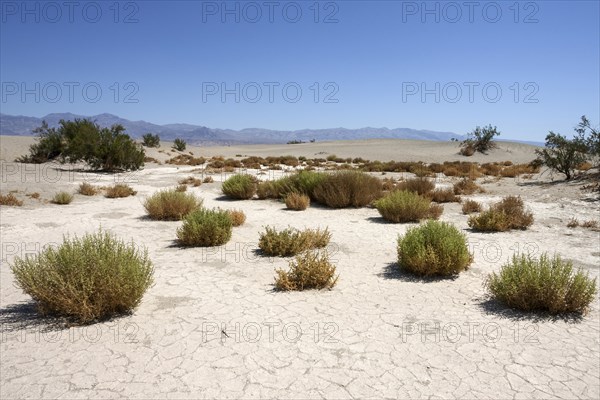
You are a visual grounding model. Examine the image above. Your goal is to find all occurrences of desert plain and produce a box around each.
[1,136,599,399]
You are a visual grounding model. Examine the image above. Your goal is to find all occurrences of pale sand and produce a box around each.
[1,137,599,399]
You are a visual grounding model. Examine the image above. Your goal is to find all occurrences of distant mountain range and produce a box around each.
[0,113,465,146]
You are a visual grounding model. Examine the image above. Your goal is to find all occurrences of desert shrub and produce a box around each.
[179,176,202,187]
[468,196,533,232]
[396,178,435,195]
[227,209,246,226]
[166,155,206,166]
[142,133,160,148]
[582,220,599,230]
[105,184,137,198]
[460,125,500,154]
[258,226,331,257]
[312,171,382,208]
[19,119,145,171]
[567,217,579,228]
[27,192,40,200]
[222,174,257,200]
[481,163,501,176]
[9,230,154,324]
[203,176,214,183]
[397,220,472,277]
[459,144,476,156]
[175,184,188,192]
[462,199,482,214]
[326,154,338,162]
[285,192,310,210]
[274,251,338,291]
[78,182,99,196]
[453,178,483,195]
[52,191,73,205]
[144,189,203,220]
[375,190,442,223]
[429,188,460,203]
[177,208,232,247]
[486,253,597,314]
[535,131,588,180]
[0,193,23,206]
[172,138,187,151]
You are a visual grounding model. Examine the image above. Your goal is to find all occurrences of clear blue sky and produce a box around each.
[1,0,599,140]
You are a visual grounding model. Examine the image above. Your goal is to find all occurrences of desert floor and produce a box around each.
[1,137,599,399]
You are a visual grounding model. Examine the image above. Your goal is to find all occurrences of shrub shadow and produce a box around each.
[366,216,396,225]
[477,297,585,323]
[378,263,460,283]
[0,301,68,332]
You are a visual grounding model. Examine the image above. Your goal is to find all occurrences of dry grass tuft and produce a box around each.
[429,188,460,203]
[396,178,435,195]
[461,199,482,214]
[52,191,73,205]
[78,182,100,196]
[285,192,310,210]
[453,178,484,195]
[227,209,246,226]
[179,176,202,187]
[105,184,137,198]
[274,250,338,291]
[0,193,23,206]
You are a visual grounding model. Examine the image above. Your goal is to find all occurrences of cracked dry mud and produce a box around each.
[1,161,599,399]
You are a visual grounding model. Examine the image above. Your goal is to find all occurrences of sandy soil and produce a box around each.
[1,138,599,399]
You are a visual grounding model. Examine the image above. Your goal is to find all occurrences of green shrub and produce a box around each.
[258,226,331,257]
[18,119,145,171]
[142,133,160,148]
[397,220,472,276]
[486,253,597,314]
[275,251,338,291]
[460,125,500,154]
[256,171,326,200]
[312,171,382,208]
[105,184,137,198]
[177,208,232,247]
[172,138,187,151]
[144,189,203,220]
[468,196,533,232]
[52,191,73,205]
[285,192,310,210]
[222,174,257,200]
[10,230,154,324]
[375,190,442,223]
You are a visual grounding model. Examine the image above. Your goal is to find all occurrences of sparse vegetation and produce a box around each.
[258,226,331,257]
[222,174,257,200]
[462,199,482,214]
[176,208,233,247]
[396,178,435,196]
[144,189,203,220]
[52,191,73,205]
[227,209,246,226]
[397,220,472,277]
[375,190,442,223]
[285,192,310,210]
[429,188,460,203]
[175,184,188,192]
[468,196,533,232]
[78,182,100,196]
[105,184,137,198]
[179,176,202,187]
[0,193,23,206]
[9,230,154,324]
[486,253,597,314]
[312,171,382,208]
[203,176,214,183]
[274,250,338,291]
[172,138,187,151]
[166,155,206,166]
[453,178,484,195]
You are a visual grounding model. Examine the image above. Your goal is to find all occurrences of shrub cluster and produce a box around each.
[222,174,257,200]
[375,190,443,223]
[397,220,472,276]
[10,230,154,324]
[142,133,160,148]
[486,253,597,314]
[258,226,331,257]
[428,188,460,203]
[177,208,232,247]
[468,196,533,232]
[144,189,203,220]
[274,251,338,291]
[312,171,382,208]
[453,178,484,195]
[461,199,482,214]
[396,178,435,195]
[0,193,23,206]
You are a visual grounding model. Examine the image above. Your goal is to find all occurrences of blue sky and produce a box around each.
[1,0,599,140]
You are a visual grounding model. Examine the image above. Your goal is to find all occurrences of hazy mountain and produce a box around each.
[0,113,465,145]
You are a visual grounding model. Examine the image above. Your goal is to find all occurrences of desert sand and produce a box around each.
[1,136,599,399]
